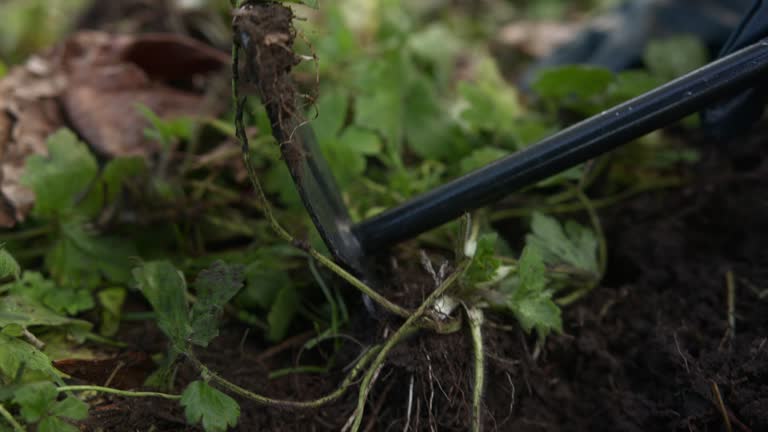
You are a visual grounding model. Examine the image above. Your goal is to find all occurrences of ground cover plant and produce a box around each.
[1,0,766,431]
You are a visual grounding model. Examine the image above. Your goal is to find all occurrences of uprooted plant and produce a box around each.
[0,1,655,431]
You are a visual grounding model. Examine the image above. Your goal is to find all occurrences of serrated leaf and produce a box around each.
[189,262,245,347]
[38,416,79,432]
[50,396,88,420]
[508,246,562,339]
[14,382,57,422]
[463,234,502,286]
[0,248,20,280]
[517,246,546,295]
[20,129,99,219]
[510,295,562,338]
[267,285,298,341]
[526,212,599,276]
[133,261,190,351]
[0,334,57,379]
[181,381,240,432]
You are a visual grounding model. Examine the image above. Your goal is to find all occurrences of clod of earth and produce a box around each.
[233,2,305,170]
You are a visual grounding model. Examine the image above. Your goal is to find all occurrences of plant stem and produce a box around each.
[466,306,485,432]
[186,344,381,409]
[57,386,181,400]
[0,224,53,242]
[350,265,465,432]
[0,404,24,432]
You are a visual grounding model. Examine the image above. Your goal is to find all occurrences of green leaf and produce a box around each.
[138,105,194,149]
[181,381,240,432]
[0,248,20,280]
[525,212,599,276]
[0,334,57,379]
[532,65,615,102]
[354,53,407,162]
[189,262,245,347]
[238,261,293,310]
[50,396,88,420]
[6,272,92,316]
[267,285,298,341]
[100,157,146,204]
[14,382,57,422]
[463,234,502,286]
[511,294,562,338]
[507,246,562,339]
[38,416,79,432]
[133,261,190,351]
[644,35,708,81]
[312,88,348,143]
[517,246,546,296]
[322,126,382,188]
[20,129,99,219]
[0,294,92,332]
[403,75,467,162]
[46,222,136,288]
[98,287,126,337]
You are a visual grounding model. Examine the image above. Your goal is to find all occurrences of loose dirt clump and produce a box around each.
[233,2,305,166]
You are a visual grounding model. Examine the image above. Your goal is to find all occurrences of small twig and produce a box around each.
[574,188,607,278]
[56,386,181,400]
[710,381,734,432]
[21,328,45,349]
[102,361,125,388]
[0,404,24,432]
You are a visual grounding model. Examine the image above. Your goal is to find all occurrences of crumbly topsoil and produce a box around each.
[233,1,305,166]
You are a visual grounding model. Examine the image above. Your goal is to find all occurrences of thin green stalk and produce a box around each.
[574,188,607,278]
[310,257,341,351]
[0,224,53,242]
[0,404,24,432]
[186,344,381,409]
[466,306,485,432]
[350,265,465,432]
[57,386,181,400]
